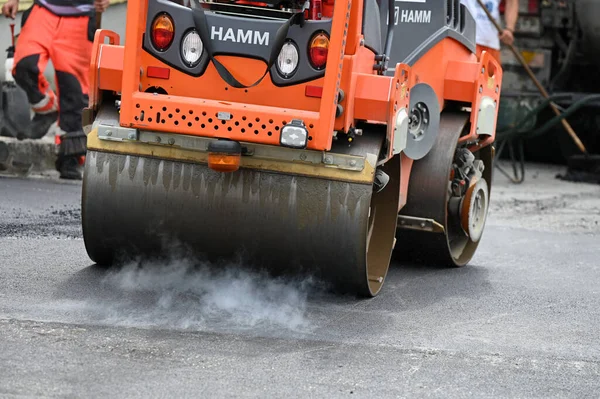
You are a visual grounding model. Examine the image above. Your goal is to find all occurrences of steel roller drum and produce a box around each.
[81,138,400,296]
[395,112,493,266]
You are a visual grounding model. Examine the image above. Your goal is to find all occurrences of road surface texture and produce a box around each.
[1,161,599,398]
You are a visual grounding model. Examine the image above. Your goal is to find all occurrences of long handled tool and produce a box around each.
[9,23,15,46]
[95,10,102,30]
[475,0,587,155]
[476,0,600,184]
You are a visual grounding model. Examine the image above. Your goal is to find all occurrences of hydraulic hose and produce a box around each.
[383,0,394,63]
[524,94,600,138]
[374,0,395,73]
[549,25,579,93]
[496,94,573,137]
[496,94,600,141]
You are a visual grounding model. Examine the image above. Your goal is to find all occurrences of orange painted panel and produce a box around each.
[444,60,477,103]
[138,51,323,113]
[98,45,124,93]
[353,74,391,122]
[125,92,321,148]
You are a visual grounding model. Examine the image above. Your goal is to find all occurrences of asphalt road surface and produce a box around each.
[1,163,600,398]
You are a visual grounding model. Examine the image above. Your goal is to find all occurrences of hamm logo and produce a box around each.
[211,26,270,46]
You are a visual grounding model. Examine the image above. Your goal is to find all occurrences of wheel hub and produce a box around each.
[460,178,489,242]
[408,102,429,141]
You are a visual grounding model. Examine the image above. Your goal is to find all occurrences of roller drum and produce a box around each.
[395,111,493,266]
[82,146,399,296]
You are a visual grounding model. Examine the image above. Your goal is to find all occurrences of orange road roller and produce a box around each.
[82,0,502,296]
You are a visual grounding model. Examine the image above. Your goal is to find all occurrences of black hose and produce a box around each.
[552,29,569,54]
[549,24,579,92]
[496,94,600,141]
[496,94,573,137]
[382,0,394,69]
[524,94,600,138]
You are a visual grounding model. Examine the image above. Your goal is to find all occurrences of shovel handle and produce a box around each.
[95,11,102,30]
[10,23,15,47]
[474,0,588,154]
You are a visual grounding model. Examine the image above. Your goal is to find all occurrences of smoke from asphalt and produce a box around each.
[99,258,318,333]
[39,254,325,336]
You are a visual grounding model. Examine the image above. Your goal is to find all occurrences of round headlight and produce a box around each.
[181,30,203,67]
[276,41,299,78]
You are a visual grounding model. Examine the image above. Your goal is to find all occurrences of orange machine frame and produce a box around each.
[87,0,502,209]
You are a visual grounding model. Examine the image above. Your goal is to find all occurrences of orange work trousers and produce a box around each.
[476,44,501,64]
[12,5,94,133]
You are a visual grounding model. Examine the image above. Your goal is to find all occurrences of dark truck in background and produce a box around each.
[497,0,600,164]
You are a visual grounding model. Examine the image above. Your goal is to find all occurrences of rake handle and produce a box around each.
[474,0,588,155]
[95,11,102,30]
[10,23,15,47]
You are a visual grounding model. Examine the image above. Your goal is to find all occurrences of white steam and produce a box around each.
[101,259,317,332]
[37,257,322,335]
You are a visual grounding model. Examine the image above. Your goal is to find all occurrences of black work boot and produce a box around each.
[55,156,82,180]
[28,111,59,140]
[56,129,87,180]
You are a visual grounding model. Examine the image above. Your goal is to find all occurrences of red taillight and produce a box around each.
[151,13,174,51]
[309,32,329,70]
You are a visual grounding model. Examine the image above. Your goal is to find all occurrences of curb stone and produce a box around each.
[0,135,59,177]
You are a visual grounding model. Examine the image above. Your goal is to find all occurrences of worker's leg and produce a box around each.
[12,5,60,138]
[50,14,94,179]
